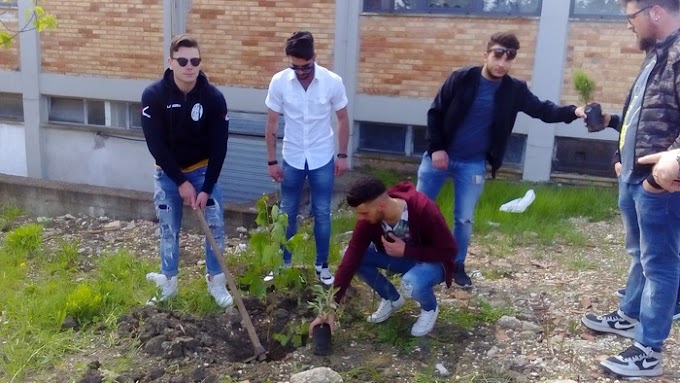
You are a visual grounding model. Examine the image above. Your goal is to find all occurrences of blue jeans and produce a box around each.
[355,244,445,311]
[280,158,334,266]
[416,152,486,264]
[153,166,225,277]
[618,181,680,349]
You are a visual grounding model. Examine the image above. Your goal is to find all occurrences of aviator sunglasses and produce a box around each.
[173,57,202,67]
[488,47,517,60]
[290,62,314,73]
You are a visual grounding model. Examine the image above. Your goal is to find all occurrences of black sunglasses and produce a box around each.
[173,57,201,67]
[488,48,517,60]
[290,62,314,73]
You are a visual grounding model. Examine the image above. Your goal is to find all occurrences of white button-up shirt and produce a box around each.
[265,63,348,170]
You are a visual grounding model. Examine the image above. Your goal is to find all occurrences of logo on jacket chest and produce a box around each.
[191,103,203,121]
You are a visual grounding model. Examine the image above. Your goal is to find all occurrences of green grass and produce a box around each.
[439,299,514,331]
[0,224,156,382]
[435,179,618,245]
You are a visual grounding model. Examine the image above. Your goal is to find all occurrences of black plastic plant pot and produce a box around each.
[584,102,605,133]
[312,323,332,356]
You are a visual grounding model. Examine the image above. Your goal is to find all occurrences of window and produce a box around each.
[503,133,526,166]
[228,111,284,138]
[0,1,17,7]
[552,136,617,177]
[358,122,407,154]
[48,97,142,129]
[364,0,542,16]
[571,0,623,18]
[0,93,23,121]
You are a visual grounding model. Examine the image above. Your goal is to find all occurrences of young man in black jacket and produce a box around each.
[141,34,233,308]
[417,32,586,288]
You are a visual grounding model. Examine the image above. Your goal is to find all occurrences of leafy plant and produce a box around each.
[65,282,103,326]
[307,284,339,319]
[3,224,43,255]
[273,319,308,347]
[238,195,304,300]
[572,68,596,104]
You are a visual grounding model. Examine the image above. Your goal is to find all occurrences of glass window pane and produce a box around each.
[366,0,542,14]
[129,103,142,129]
[503,133,526,165]
[552,136,618,177]
[48,98,85,124]
[86,100,105,126]
[107,101,128,128]
[358,122,406,154]
[572,0,623,17]
[412,126,429,156]
[0,93,24,121]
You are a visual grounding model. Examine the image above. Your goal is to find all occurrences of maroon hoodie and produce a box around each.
[333,182,458,302]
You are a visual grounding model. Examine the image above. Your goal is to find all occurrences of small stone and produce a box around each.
[497,315,522,330]
[435,363,450,376]
[486,345,500,357]
[236,226,248,233]
[104,221,122,230]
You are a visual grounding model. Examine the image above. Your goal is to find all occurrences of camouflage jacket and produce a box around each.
[617,28,680,174]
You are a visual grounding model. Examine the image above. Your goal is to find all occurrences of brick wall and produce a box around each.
[0,9,20,71]
[40,1,163,79]
[186,0,336,88]
[561,20,645,113]
[358,15,539,98]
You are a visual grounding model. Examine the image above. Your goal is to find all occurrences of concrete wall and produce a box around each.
[0,122,28,176]
[42,126,154,192]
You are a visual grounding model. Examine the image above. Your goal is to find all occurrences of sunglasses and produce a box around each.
[289,62,314,73]
[173,57,202,67]
[488,48,517,60]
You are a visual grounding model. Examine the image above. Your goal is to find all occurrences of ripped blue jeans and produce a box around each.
[153,166,225,277]
[355,244,445,311]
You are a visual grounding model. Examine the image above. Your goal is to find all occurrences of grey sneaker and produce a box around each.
[601,342,662,377]
[315,265,335,286]
[581,309,638,339]
[146,272,178,304]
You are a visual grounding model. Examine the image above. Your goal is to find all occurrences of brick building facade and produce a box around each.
[0,0,646,201]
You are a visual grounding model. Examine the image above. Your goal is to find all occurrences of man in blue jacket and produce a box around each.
[417,31,586,288]
[141,34,233,308]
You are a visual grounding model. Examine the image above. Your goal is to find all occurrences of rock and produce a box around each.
[521,321,543,333]
[125,220,136,230]
[104,220,122,230]
[63,214,76,220]
[87,360,101,370]
[61,316,78,331]
[37,216,50,223]
[290,367,343,383]
[541,381,578,383]
[497,315,522,330]
[192,366,207,382]
[434,363,449,376]
[144,334,167,356]
[148,367,165,381]
[486,345,500,357]
[236,226,248,233]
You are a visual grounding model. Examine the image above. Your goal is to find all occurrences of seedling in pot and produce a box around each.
[308,284,339,356]
[573,68,604,132]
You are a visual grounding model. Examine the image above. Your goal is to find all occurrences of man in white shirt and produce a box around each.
[264,31,350,285]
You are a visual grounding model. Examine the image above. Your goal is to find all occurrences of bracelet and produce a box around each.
[337,153,348,159]
[267,160,278,166]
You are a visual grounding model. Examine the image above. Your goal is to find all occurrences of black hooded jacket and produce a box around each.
[141,69,229,194]
[427,66,578,177]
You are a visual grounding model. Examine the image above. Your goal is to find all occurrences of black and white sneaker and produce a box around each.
[453,263,472,289]
[601,342,662,377]
[581,309,637,338]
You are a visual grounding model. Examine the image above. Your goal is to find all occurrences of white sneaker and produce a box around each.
[367,296,405,323]
[411,305,439,337]
[263,263,292,282]
[146,272,178,304]
[206,273,234,308]
[315,265,335,286]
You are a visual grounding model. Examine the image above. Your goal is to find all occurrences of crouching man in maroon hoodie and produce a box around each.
[311,176,457,337]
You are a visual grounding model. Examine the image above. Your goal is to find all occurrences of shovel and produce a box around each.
[194,208,267,362]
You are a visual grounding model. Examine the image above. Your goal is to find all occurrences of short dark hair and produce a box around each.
[170,34,200,57]
[346,176,387,208]
[285,31,315,60]
[620,0,680,12]
[487,32,520,51]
